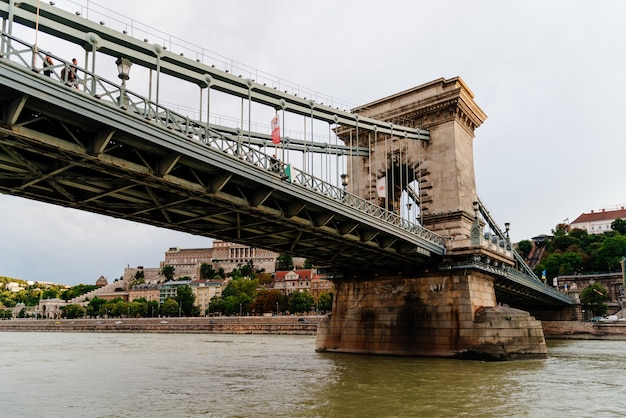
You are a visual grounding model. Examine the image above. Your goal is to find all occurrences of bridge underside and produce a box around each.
[0,64,437,271]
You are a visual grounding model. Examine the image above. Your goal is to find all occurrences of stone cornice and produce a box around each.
[353,77,487,137]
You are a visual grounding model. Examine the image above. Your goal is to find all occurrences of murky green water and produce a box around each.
[0,333,624,417]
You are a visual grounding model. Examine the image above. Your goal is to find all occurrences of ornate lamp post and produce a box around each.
[340,174,349,199]
[115,57,132,108]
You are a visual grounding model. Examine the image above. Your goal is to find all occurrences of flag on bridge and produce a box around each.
[376,176,386,198]
[271,115,280,144]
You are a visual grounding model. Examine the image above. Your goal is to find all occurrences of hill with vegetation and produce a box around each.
[516,219,626,282]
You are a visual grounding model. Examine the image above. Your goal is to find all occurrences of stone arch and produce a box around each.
[371,141,424,218]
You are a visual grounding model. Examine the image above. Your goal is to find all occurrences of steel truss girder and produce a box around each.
[0,71,436,271]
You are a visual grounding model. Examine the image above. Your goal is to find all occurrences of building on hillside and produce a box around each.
[161,247,213,279]
[35,298,66,319]
[211,240,279,273]
[190,279,225,315]
[5,282,25,292]
[272,269,333,298]
[128,283,160,303]
[159,280,192,304]
[95,276,108,287]
[570,206,626,235]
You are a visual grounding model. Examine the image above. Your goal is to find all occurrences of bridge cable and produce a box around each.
[389,124,396,213]
[33,0,40,68]
[368,132,372,202]
[355,118,360,198]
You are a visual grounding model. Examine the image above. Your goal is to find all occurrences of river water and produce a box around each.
[0,332,625,418]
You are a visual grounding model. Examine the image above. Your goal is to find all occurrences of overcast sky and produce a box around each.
[1,0,625,286]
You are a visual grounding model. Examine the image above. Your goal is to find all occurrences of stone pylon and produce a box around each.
[316,77,547,359]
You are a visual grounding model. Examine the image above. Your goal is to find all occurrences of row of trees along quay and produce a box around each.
[0,254,333,319]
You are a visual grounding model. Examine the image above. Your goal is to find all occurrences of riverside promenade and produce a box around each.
[0,316,322,335]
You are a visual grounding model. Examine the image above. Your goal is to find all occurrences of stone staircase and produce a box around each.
[69,277,133,304]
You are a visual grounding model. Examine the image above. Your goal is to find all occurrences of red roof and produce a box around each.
[571,208,626,224]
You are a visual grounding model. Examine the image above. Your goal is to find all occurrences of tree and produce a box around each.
[147,300,159,318]
[161,297,179,317]
[594,235,626,271]
[288,291,314,313]
[252,289,283,314]
[161,265,176,281]
[611,218,626,235]
[222,277,258,315]
[60,304,86,319]
[580,283,608,316]
[317,291,333,312]
[200,263,216,280]
[175,285,197,316]
[208,296,225,315]
[303,259,313,269]
[239,260,254,278]
[276,254,294,271]
[256,272,273,286]
[516,240,533,260]
[86,297,107,318]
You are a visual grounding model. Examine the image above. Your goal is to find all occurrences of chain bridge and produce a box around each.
[0,0,575,359]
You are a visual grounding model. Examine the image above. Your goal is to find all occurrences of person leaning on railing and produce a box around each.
[60,58,79,88]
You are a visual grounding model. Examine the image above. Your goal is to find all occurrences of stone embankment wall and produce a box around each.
[0,316,322,335]
[542,321,626,340]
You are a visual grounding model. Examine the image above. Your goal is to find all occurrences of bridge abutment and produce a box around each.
[316,268,547,360]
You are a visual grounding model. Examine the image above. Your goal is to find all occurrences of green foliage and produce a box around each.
[161,265,175,281]
[594,235,626,271]
[175,285,197,316]
[516,240,533,259]
[200,263,216,280]
[60,304,86,319]
[161,297,179,317]
[276,254,294,271]
[611,218,626,234]
[147,300,159,317]
[303,259,313,269]
[208,296,225,314]
[580,283,608,316]
[532,223,626,278]
[288,291,314,313]
[60,284,97,301]
[0,309,12,319]
[317,291,333,312]
[86,297,107,317]
[211,277,259,315]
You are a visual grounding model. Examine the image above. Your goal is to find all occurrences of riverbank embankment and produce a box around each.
[542,320,626,340]
[0,316,322,335]
[4,317,626,340]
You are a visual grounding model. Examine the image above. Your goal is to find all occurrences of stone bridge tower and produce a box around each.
[341,77,486,248]
[316,77,547,360]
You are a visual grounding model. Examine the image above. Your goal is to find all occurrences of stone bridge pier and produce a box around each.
[316,78,547,360]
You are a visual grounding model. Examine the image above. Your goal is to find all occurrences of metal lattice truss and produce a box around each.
[0,43,446,270]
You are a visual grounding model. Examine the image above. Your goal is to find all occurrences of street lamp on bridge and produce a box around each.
[341,174,349,199]
[115,57,132,108]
